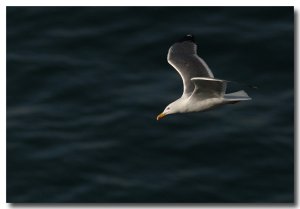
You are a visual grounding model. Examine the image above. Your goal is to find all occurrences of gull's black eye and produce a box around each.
[167,107,170,110]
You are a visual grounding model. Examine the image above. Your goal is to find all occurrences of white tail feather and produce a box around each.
[224,90,251,101]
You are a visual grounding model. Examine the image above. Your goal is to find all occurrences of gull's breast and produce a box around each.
[186,98,224,112]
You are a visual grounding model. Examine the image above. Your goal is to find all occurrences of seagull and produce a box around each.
[157,34,251,120]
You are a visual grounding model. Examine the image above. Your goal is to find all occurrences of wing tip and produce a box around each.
[177,34,195,43]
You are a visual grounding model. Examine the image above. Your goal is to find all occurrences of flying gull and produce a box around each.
[157,34,251,120]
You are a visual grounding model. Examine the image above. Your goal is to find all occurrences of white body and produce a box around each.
[187,97,224,112]
[176,97,223,113]
[168,89,250,115]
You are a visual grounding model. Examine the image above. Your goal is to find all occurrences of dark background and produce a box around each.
[7,7,294,203]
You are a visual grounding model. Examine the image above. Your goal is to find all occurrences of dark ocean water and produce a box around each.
[7,7,294,203]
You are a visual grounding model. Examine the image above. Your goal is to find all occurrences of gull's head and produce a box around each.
[156,100,182,121]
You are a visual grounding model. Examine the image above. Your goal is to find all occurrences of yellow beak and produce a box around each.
[156,113,166,121]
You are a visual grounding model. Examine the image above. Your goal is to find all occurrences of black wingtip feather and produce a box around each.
[177,34,195,43]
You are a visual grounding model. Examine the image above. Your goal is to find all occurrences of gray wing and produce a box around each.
[191,77,227,99]
[167,35,214,97]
